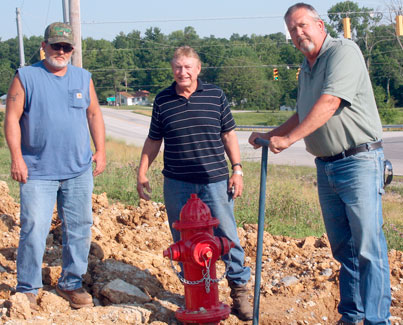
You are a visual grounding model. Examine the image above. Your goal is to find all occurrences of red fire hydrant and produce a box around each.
[163,194,235,324]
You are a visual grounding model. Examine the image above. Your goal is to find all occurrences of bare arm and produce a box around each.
[221,129,243,199]
[248,113,300,149]
[86,79,106,177]
[269,94,341,153]
[137,137,163,200]
[4,74,28,183]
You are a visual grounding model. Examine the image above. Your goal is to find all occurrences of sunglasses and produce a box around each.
[49,43,74,53]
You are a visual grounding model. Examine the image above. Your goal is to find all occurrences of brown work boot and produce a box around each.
[229,281,253,321]
[56,286,93,309]
[23,292,39,311]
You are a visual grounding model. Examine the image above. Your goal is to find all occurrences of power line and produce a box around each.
[81,11,390,26]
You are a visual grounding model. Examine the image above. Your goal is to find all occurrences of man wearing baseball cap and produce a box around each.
[4,22,106,310]
[44,22,75,45]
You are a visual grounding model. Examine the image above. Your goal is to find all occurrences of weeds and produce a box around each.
[0,138,401,250]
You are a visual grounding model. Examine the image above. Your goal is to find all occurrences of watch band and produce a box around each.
[233,170,244,176]
[232,163,242,169]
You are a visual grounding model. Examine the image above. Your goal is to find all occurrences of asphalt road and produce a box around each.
[102,107,403,175]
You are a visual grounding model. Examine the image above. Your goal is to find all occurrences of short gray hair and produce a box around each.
[171,46,201,65]
[284,3,321,21]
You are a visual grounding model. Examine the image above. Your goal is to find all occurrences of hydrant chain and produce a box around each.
[168,247,228,291]
[202,257,212,293]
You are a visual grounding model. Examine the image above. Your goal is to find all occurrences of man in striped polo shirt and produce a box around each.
[137,46,253,321]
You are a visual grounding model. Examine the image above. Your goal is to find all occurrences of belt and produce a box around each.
[318,141,383,162]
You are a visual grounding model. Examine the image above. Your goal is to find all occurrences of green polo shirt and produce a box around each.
[297,35,382,157]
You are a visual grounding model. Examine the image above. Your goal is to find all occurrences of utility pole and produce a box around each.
[62,0,69,24]
[16,8,25,67]
[69,0,82,67]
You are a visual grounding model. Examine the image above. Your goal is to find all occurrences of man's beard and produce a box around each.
[298,38,315,54]
[45,56,69,69]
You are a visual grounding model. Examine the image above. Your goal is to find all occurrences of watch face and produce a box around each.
[233,170,243,176]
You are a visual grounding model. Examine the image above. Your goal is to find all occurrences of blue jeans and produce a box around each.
[163,177,251,285]
[17,167,93,294]
[315,148,391,325]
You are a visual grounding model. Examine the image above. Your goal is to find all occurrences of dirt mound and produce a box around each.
[0,180,401,324]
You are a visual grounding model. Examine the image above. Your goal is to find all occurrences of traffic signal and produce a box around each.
[397,15,403,36]
[296,67,301,80]
[273,68,279,80]
[343,17,351,39]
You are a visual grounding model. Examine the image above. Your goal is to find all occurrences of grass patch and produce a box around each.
[0,146,19,200]
[232,110,293,127]
[102,105,153,117]
[0,138,401,250]
[93,138,164,205]
[237,164,325,238]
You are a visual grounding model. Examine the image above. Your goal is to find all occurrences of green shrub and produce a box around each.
[379,108,399,124]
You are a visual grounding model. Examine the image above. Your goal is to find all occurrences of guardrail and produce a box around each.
[382,125,403,131]
[236,125,403,131]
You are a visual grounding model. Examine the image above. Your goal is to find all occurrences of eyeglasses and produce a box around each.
[49,43,74,53]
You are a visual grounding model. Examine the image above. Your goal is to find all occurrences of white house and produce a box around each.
[116,90,150,106]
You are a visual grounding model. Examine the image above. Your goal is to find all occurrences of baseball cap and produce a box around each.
[44,22,74,45]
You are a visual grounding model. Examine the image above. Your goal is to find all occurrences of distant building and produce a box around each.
[279,105,295,111]
[116,90,150,106]
[0,94,6,105]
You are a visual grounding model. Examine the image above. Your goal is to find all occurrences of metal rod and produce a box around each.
[252,137,269,325]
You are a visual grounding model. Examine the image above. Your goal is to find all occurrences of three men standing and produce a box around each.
[5,4,393,324]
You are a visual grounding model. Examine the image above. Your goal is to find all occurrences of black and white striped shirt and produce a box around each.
[149,79,236,184]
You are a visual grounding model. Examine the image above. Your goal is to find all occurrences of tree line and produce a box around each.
[0,1,402,111]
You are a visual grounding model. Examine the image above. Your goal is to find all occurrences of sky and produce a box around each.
[1,0,385,42]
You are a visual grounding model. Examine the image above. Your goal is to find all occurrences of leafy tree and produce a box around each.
[369,24,403,106]
[0,5,401,110]
[198,36,229,83]
[216,47,276,110]
[327,1,382,68]
[327,1,380,40]
[0,65,14,95]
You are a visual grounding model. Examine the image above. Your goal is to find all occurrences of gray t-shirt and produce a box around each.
[297,35,382,157]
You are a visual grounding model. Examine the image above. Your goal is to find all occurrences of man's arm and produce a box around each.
[269,94,341,153]
[86,79,106,177]
[248,113,300,149]
[4,74,28,183]
[137,137,162,200]
[221,129,243,199]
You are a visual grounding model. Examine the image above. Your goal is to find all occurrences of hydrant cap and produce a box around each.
[175,194,219,230]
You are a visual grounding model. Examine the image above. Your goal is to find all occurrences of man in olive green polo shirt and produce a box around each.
[249,3,391,324]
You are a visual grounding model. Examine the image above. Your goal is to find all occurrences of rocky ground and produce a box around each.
[0,180,402,325]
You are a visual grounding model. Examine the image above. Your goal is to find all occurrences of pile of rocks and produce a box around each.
[0,181,401,324]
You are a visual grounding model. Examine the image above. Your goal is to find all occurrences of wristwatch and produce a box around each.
[233,170,244,176]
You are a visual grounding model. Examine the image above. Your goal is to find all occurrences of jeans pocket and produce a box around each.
[350,151,375,161]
